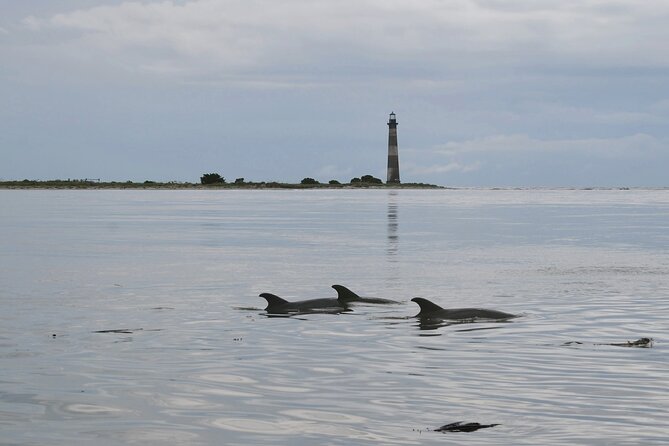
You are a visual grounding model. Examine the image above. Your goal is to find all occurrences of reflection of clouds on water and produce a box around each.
[117,428,200,444]
[253,385,312,394]
[6,189,669,446]
[416,318,512,333]
[208,410,378,440]
[61,403,126,415]
[196,373,257,385]
[539,265,669,276]
[282,409,366,424]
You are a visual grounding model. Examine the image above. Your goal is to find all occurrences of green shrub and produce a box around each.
[361,174,382,184]
[201,173,226,184]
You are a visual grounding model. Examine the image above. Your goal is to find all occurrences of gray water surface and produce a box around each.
[1,189,668,445]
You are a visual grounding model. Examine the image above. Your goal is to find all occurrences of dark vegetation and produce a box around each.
[1,175,442,189]
[200,173,225,184]
[351,174,383,184]
[0,179,198,189]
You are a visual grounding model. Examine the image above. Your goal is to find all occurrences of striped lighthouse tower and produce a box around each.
[387,112,400,183]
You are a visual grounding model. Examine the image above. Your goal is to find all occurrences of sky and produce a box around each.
[1,0,668,187]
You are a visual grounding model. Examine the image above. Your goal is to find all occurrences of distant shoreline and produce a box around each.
[0,180,444,190]
[1,181,663,191]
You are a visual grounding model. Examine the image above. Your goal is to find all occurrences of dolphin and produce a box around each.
[331,284,401,304]
[411,297,516,320]
[259,293,348,314]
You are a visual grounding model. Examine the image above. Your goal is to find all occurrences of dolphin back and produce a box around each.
[411,297,445,315]
[332,284,400,304]
[412,297,517,320]
[331,284,360,302]
[259,293,289,309]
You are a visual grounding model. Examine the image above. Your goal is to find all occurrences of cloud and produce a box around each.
[315,164,354,180]
[18,0,669,84]
[435,133,667,159]
[406,162,481,175]
[399,133,669,186]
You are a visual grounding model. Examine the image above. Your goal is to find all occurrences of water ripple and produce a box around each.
[2,189,669,445]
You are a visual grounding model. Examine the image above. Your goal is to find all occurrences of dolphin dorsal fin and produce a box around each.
[332,284,360,302]
[259,293,289,307]
[411,297,444,315]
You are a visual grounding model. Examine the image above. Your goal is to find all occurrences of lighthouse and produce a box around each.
[387,112,400,183]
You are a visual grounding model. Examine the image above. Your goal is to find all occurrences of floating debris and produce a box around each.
[564,338,654,348]
[601,337,654,348]
[435,422,500,433]
[93,329,141,334]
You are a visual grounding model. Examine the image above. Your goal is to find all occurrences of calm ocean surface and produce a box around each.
[1,188,668,445]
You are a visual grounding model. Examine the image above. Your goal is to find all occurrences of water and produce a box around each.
[1,188,668,445]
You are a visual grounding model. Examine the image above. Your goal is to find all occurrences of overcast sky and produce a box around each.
[2,0,668,186]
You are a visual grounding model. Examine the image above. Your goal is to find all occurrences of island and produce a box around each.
[0,175,443,190]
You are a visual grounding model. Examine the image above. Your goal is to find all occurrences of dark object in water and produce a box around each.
[331,284,400,304]
[260,285,399,314]
[564,337,654,348]
[602,337,654,348]
[259,293,348,314]
[435,422,500,432]
[411,297,517,320]
[94,328,140,334]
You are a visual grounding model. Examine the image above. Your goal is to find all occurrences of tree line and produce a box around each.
[200,173,384,186]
